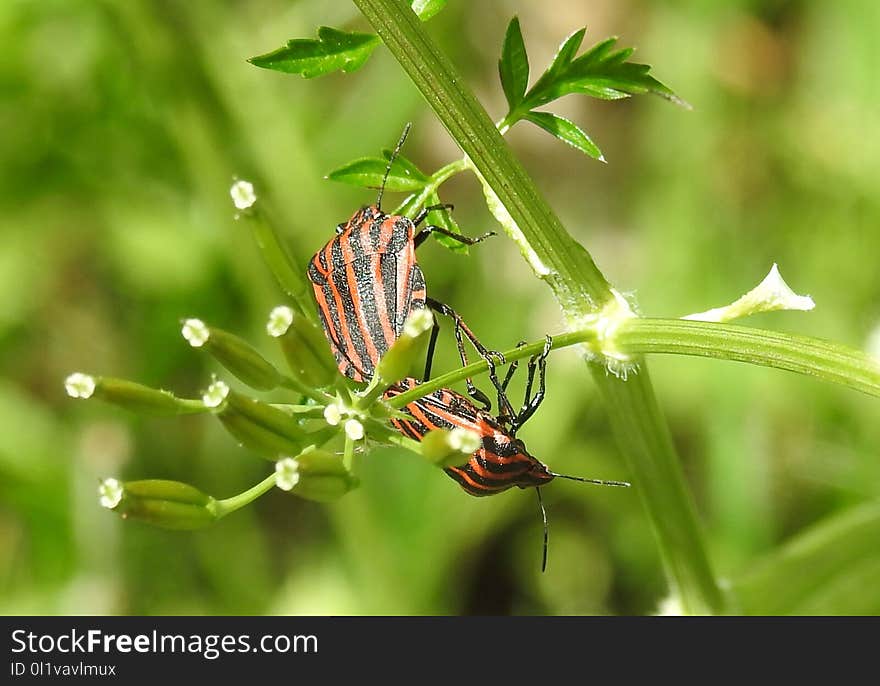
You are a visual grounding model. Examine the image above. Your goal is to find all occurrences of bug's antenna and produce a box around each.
[536,487,549,573]
[535,476,629,572]
[377,122,412,210]
[550,473,631,488]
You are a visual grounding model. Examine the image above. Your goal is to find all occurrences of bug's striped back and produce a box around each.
[308,205,426,382]
[384,378,554,496]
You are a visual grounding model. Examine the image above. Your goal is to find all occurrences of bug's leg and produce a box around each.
[414,203,455,227]
[425,297,507,411]
[497,341,528,426]
[414,225,496,249]
[422,314,441,382]
[452,318,493,411]
[512,335,553,433]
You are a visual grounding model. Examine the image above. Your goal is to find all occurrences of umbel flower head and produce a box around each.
[66,177,481,532]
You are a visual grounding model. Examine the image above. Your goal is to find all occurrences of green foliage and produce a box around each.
[326,154,428,192]
[499,17,685,159]
[498,17,529,110]
[522,111,603,161]
[248,27,381,78]
[411,0,447,21]
[521,28,683,108]
[248,1,448,78]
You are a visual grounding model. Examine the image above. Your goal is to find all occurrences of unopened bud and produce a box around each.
[269,307,337,387]
[323,403,342,426]
[68,376,201,415]
[65,373,96,399]
[266,306,295,337]
[98,478,123,509]
[275,447,356,502]
[375,309,434,384]
[185,320,282,391]
[215,390,306,459]
[182,319,210,347]
[103,479,219,530]
[344,418,364,441]
[202,380,230,408]
[230,179,257,211]
[419,427,481,467]
[275,457,300,491]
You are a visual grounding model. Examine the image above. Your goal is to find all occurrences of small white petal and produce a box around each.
[323,404,342,426]
[182,319,210,347]
[448,427,480,454]
[202,380,230,408]
[266,305,294,337]
[683,263,815,322]
[65,372,96,399]
[751,264,816,312]
[403,309,434,338]
[98,478,123,509]
[230,179,256,210]
[275,457,300,491]
[344,418,364,441]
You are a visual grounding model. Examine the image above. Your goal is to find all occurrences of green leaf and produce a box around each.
[498,16,530,109]
[411,0,447,21]
[248,26,381,78]
[424,191,468,254]
[521,30,687,112]
[326,156,428,192]
[547,28,586,79]
[523,111,604,161]
[381,148,429,182]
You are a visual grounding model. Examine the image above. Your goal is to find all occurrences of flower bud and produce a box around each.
[214,389,307,459]
[344,418,364,441]
[183,319,282,391]
[275,447,356,502]
[101,478,219,530]
[267,306,337,387]
[66,375,203,415]
[230,179,257,211]
[419,427,481,468]
[374,309,434,385]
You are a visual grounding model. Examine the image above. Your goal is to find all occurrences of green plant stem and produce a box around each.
[213,472,277,518]
[618,319,880,397]
[386,319,880,407]
[355,0,610,308]
[394,158,468,217]
[355,0,723,614]
[343,434,356,473]
[279,374,333,404]
[242,206,316,321]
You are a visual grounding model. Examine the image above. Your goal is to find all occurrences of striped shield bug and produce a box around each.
[383,336,630,571]
[308,124,504,408]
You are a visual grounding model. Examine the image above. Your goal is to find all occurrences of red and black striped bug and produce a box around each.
[383,336,630,571]
[307,124,503,407]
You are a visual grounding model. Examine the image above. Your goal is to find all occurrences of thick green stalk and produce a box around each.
[618,319,880,397]
[386,320,880,407]
[354,0,724,613]
[354,0,609,309]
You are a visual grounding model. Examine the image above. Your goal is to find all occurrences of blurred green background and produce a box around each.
[2,0,878,615]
